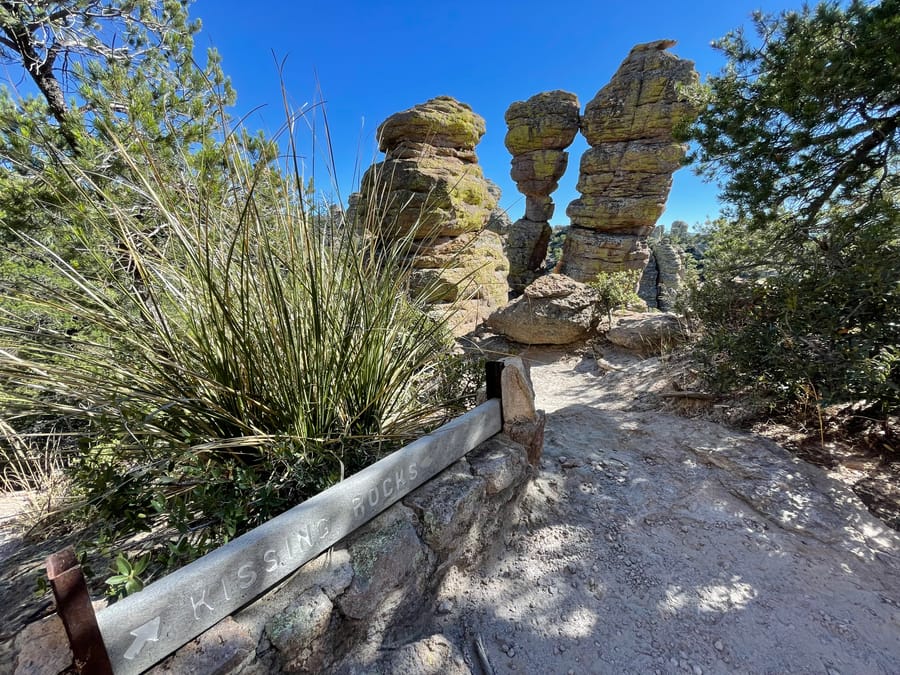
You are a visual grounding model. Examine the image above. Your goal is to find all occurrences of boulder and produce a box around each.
[487,274,601,344]
[605,311,688,354]
[581,40,699,145]
[378,96,485,155]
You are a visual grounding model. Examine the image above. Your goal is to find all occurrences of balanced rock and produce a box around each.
[504,91,580,291]
[487,273,600,345]
[355,96,506,335]
[560,41,698,282]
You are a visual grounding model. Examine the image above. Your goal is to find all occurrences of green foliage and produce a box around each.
[0,99,472,576]
[685,1,900,417]
[589,270,642,325]
[106,553,151,598]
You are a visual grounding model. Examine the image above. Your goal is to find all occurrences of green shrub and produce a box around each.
[589,269,643,325]
[0,119,474,577]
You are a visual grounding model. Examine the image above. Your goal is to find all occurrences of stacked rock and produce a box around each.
[355,96,508,334]
[503,91,580,292]
[559,40,699,282]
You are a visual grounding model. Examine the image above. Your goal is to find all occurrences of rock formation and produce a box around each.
[559,40,699,282]
[487,274,600,345]
[638,238,686,311]
[355,96,508,334]
[504,91,580,291]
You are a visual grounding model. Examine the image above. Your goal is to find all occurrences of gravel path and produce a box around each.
[422,349,900,674]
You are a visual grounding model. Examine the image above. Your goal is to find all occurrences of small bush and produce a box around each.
[589,269,643,325]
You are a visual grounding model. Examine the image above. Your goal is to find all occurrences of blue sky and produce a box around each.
[195,1,801,227]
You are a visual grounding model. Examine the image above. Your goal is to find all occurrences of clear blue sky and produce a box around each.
[191,0,802,229]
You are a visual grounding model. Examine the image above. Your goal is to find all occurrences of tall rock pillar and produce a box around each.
[559,40,699,282]
[503,91,580,292]
[355,96,508,335]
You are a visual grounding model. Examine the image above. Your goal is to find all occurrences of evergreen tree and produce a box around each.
[686,0,899,415]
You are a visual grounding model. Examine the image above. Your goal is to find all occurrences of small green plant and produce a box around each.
[106,553,151,598]
[589,269,643,325]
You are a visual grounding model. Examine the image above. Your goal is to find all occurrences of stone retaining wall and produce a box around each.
[13,360,543,674]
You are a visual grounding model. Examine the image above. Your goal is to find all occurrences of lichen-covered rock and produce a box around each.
[356,96,506,334]
[337,504,432,621]
[559,227,650,281]
[265,591,333,672]
[560,41,698,283]
[487,273,601,344]
[638,250,660,309]
[651,238,685,311]
[378,96,485,156]
[468,435,529,496]
[504,90,580,154]
[505,218,552,290]
[581,40,699,145]
[504,91,580,291]
[403,463,486,557]
[359,156,496,240]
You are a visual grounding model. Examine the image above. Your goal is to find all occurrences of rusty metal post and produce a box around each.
[46,547,114,675]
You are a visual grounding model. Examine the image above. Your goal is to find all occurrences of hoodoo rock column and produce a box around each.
[504,91,580,292]
[355,96,508,334]
[559,40,699,282]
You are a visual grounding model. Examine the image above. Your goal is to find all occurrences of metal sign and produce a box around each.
[94,399,502,675]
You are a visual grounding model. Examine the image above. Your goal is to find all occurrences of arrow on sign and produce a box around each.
[123,616,161,661]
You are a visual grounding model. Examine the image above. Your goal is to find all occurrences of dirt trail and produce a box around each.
[419,348,900,674]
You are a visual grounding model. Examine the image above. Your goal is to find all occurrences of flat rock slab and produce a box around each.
[427,358,900,674]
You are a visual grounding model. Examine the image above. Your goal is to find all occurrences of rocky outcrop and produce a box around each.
[638,238,686,311]
[354,96,507,334]
[559,40,699,282]
[504,91,580,291]
[487,273,600,345]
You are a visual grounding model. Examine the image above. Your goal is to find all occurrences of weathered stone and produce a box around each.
[150,617,255,675]
[408,230,508,307]
[651,238,685,311]
[359,156,496,240]
[504,90,580,154]
[378,96,485,154]
[337,503,432,621]
[487,274,601,344]
[638,250,660,309]
[265,588,333,672]
[506,218,552,292]
[560,40,698,280]
[504,413,546,466]
[525,195,554,222]
[13,614,71,675]
[468,435,529,495]
[566,194,665,234]
[605,311,688,354]
[581,41,699,145]
[505,91,580,290]
[404,463,486,556]
[378,634,471,675]
[558,227,650,282]
[356,96,505,334]
[510,149,569,196]
[500,356,536,423]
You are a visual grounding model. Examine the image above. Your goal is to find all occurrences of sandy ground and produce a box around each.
[417,347,900,674]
